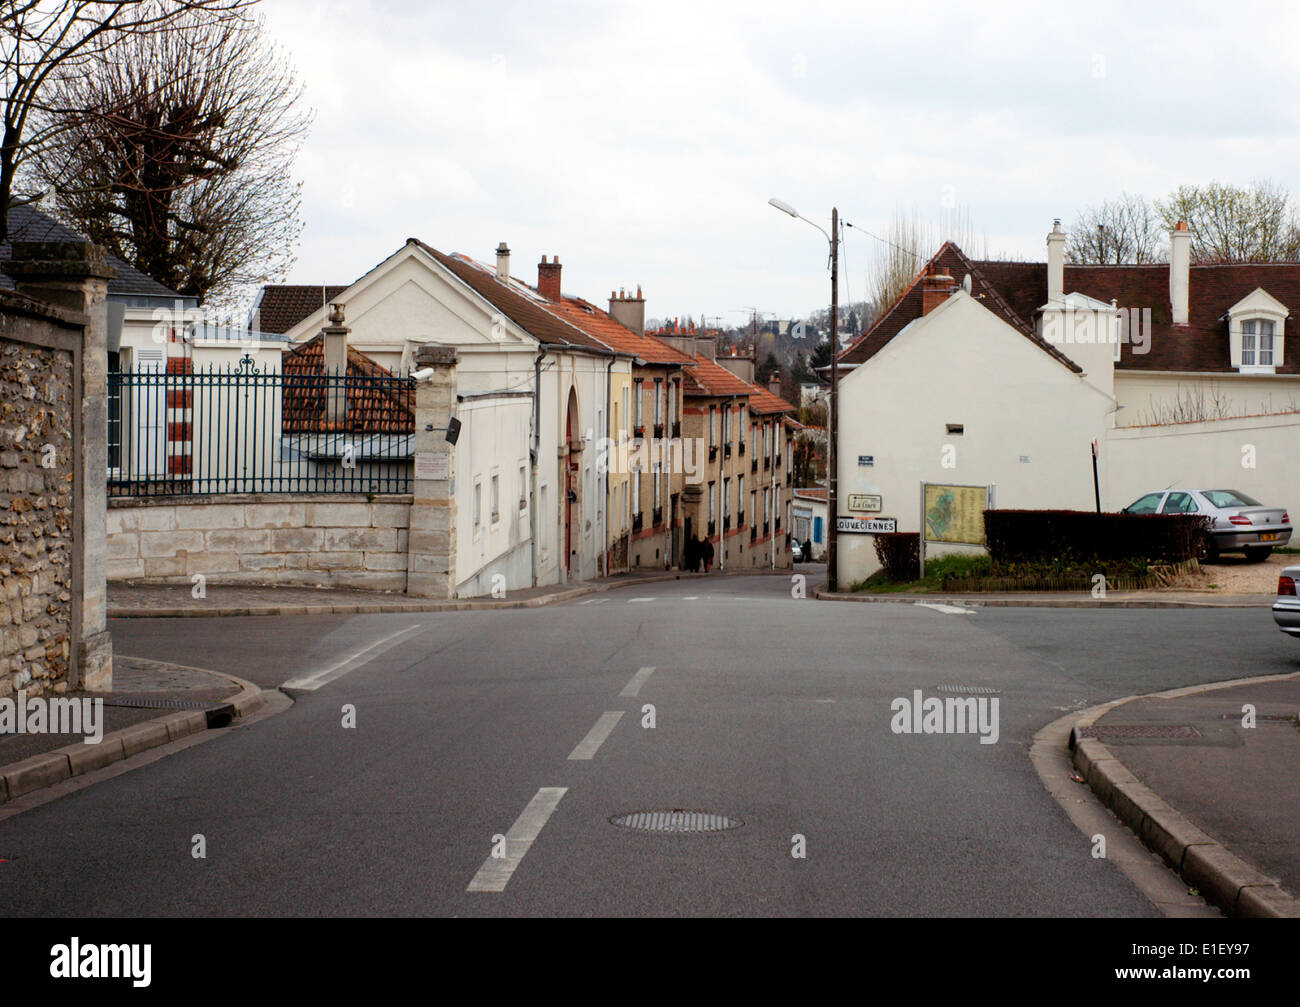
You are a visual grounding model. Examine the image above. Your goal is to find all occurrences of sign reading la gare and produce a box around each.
[836,517,897,534]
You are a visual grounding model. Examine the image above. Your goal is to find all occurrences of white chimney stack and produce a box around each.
[1046,219,1065,303]
[495,241,511,280]
[1169,221,1190,325]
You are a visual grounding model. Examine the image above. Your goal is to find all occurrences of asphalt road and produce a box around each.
[3,575,1296,916]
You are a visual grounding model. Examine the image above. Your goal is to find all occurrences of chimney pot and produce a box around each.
[1170,222,1191,324]
[538,255,562,300]
[495,242,511,280]
[1046,220,1065,302]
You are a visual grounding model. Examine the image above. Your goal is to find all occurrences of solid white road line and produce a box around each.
[567,711,624,760]
[281,624,423,691]
[620,666,656,697]
[681,596,699,601]
[914,602,975,615]
[466,787,568,893]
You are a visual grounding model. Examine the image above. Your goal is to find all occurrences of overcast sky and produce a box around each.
[262,0,1300,321]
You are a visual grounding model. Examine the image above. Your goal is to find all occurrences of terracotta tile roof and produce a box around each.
[546,296,695,364]
[794,487,827,501]
[838,243,1082,373]
[407,241,614,353]
[281,334,413,434]
[682,354,797,414]
[255,285,348,334]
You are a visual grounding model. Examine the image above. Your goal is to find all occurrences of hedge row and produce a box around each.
[983,509,1210,564]
[874,532,920,581]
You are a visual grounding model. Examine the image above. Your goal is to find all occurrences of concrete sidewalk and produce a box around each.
[1071,672,1300,918]
[818,588,1275,608]
[0,655,265,806]
[107,567,797,618]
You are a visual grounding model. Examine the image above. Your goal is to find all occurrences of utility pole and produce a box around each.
[827,207,839,593]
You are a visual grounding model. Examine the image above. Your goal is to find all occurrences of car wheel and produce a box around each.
[1195,534,1219,563]
[1244,546,1272,562]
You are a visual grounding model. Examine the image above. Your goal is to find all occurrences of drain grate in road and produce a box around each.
[100,696,222,711]
[935,684,1001,696]
[1080,724,1201,739]
[610,811,743,833]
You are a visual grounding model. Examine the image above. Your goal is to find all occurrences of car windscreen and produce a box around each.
[1202,490,1262,508]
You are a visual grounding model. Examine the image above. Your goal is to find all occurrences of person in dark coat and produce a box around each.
[683,535,698,573]
[702,536,715,573]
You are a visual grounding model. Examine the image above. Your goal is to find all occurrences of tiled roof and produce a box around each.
[254,285,348,334]
[281,334,413,434]
[838,242,1081,373]
[548,296,695,364]
[411,241,612,352]
[794,487,828,501]
[1,203,183,299]
[682,354,797,414]
[840,241,1300,376]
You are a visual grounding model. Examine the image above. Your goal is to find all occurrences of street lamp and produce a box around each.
[768,197,840,592]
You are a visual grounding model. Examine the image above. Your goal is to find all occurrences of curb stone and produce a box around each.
[815,590,1267,609]
[1069,671,1300,919]
[0,670,269,807]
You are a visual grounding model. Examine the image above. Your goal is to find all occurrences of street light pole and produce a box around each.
[827,207,839,593]
[767,197,839,592]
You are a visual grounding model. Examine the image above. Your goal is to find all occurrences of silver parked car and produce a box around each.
[1273,565,1300,638]
[1121,488,1292,562]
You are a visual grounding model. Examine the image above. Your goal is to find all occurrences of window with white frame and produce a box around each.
[654,379,663,425]
[632,469,641,516]
[634,380,643,427]
[709,407,717,445]
[519,464,527,512]
[490,473,500,524]
[1243,319,1276,367]
[708,481,716,522]
[473,479,482,535]
[723,477,730,518]
[738,474,744,517]
[621,387,629,438]
[653,462,661,510]
[722,404,730,444]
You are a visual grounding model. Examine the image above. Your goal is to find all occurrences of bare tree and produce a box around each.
[865,205,986,313]
[27,7,309,307]
[1157,180,1300,263]
[1,0,252,244]
[1065,193,1166,264]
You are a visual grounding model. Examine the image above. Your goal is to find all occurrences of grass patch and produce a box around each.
[852,553,991,593]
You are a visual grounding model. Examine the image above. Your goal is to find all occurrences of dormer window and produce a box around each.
[1227,288,1287,374]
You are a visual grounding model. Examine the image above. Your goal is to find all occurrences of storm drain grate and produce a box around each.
[100,696,222,711]
[610,811,743,833]
[935,685,1001,696]
[1080,724,1201,739]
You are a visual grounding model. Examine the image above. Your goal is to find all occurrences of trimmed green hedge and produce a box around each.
[873,532,920,582]
[983,509,1209,564]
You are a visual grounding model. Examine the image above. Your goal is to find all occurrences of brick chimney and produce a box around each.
[609,285,645,336]
[1169,221,1190,325]
[768,373,782,397]
[538,255,562,300]
[921,265,955,315]
[495,242,511,280]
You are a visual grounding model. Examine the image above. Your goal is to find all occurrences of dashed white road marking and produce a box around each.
[568,711,624,760]
[578,598,609,606]
[627,597,656,603]
[914,602,975,615]
[466,787,567,893]
[620,666,656,697]
[681,596,699,601]
[281,624,423,691]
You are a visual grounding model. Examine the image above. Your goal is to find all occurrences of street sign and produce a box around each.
[847,493,882,512]
[857,455,874,466]
[836,517,896,534]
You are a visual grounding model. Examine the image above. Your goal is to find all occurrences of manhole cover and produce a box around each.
[610,811,743,833]
[1080,724,1201,739]
[935,684,1001,696]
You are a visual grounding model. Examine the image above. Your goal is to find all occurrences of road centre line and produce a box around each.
[281,624,423,691]
[568,711,624,760]
[466,787,568,893]
[620,666,656,697]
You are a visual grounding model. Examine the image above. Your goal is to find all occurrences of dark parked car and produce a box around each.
[1122,488,1291,562]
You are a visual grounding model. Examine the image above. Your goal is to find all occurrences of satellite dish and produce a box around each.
[962,273,972,293]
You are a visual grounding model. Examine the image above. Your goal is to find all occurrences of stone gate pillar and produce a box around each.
[406,344,458,598]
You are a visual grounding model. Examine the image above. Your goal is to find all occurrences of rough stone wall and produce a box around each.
[0,338,74,698]
[107,494,412,592]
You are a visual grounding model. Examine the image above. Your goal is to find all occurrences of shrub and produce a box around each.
[873,532,920,582]
[983,509,1210,564]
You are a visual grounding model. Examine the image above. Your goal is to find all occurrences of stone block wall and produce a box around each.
[0,336,74,698]
[107,494,413,591]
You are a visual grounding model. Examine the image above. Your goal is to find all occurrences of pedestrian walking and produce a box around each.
[702,536,715,573]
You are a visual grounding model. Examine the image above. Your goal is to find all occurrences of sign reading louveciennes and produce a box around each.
[836,517,897,534]
[414,452,450,480]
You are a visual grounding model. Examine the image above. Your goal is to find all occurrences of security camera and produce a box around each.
[412,367,435,381]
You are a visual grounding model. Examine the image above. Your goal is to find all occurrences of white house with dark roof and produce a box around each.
[835,220,1300,583]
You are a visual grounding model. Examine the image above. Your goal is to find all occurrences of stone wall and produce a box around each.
[107,494,413,592]
[0,330,74,698]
